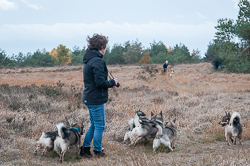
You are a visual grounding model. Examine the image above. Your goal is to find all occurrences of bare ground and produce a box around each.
[0,63,250,166]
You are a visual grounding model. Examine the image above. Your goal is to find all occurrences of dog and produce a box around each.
[54,122,84,162]
[169,70,174,77]
[35,118,72,156]
[151,111,163,126]
[124,110,150,142]
[218,111,231,127]
[219,111,243,145]
[35,130,58,156]
[123,118,134,142]
[129,111,163,146]
[153,118,177,153]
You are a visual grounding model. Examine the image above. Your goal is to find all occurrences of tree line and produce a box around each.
[0,40,201,68]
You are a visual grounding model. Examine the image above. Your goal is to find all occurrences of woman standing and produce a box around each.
[163,60,169,73]
[80,34,118,158]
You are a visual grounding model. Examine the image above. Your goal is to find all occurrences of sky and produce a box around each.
[0,0,240,57]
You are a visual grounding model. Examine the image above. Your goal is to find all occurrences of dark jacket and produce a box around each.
[82,49,115,105]
[163,63,168,69]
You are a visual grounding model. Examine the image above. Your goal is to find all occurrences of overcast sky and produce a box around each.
[0,0,240,57]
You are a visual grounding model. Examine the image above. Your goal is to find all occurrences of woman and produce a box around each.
[80,34,118,158]
[163,60,169,73]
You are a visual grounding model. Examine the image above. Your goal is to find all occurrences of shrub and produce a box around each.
[215,134,225,141]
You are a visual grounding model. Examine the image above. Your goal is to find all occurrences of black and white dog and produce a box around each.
[153,118,178,153]
[124,110,151,142]
[35,130,58,156]
[219,112,243,145]
[129,111,163,146]
[54,122,84,162]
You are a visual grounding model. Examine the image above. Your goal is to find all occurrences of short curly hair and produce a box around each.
[87,34,109,50]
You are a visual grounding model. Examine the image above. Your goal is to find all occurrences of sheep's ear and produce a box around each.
[173,118,176,123]
[151,112,154,117]
[228,112,231,118]
[225,111,227,115]
[160,111,162,117]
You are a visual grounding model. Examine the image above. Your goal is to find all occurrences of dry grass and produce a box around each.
[1,62,250,165]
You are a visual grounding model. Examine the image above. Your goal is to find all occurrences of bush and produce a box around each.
[225,53,250,73]
[215,134,225,141]
[40,86,61,98]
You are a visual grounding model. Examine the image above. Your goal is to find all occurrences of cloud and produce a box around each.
[1,21,215,39]
[0,0,17,10]
[195,12,206,19]
[21,0,44,10]
[0,21,216,56]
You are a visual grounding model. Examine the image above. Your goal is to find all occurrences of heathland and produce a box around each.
[0,63,250,165]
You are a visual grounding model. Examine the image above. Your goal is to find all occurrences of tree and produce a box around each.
[0,49,14,67]
[236,0,250,46]
[190,49,201,63]
[50,48,58,61]
[148,41,168,57]
[50,45,71,66]
[204,0,250,72]
[0,49,7,66]
[72,46,81,56]
[215,18,236,43]
[70,46,86,65]
[15,49,55,67]
[204,42,219,61]
[139,52,151,64]
[167,48,174,55]
[172,43,191,63]
[149,51,168,64]
[104,44,126,64]
[15,52,25,66]
[123,40,143,64]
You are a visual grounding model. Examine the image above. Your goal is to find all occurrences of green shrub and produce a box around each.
[215,134,225,141]
[40,86,61,98]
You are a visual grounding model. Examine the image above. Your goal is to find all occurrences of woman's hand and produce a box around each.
[113,78,118,88]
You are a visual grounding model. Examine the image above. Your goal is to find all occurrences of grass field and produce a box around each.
[0,62,250,165]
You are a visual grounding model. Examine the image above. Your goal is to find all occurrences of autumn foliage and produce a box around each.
[50,45,71,66]
[139,52,151,64]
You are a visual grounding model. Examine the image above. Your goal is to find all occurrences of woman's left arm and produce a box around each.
[92,59,115,88]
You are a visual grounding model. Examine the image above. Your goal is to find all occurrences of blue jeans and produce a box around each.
[83,104,105,151]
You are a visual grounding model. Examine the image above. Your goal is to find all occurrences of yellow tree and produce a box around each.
[167,49,174,55]
[165,45,174,55]
[50,45,71,66]
[49,48,57,61]
[139,52,151,64]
